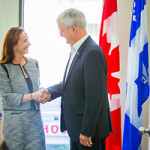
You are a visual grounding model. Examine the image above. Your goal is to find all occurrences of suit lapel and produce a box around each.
[63,36,92,88]
[62,54,71,86]
[65,51,81,81]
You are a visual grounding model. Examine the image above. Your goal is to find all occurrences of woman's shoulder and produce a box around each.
[25,57,39,69]
[25,56,38,64]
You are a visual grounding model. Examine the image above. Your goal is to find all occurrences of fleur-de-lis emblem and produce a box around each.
[142,63,149,84]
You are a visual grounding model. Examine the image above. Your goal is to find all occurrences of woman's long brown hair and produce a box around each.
[0,140,6,150]
[0,26,24,64]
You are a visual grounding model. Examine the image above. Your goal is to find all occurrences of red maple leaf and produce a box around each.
[100,33,120,99]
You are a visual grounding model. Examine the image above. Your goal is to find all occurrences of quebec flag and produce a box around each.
[122,0,149,150]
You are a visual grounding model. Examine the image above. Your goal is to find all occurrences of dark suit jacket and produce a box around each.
[48,36,112,141]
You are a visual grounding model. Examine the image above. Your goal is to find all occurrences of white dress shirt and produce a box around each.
[65,34,89,81]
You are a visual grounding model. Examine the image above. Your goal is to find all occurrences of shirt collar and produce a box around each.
[70,34,89,53]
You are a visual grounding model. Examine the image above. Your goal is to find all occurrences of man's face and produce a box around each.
[58,22,75,46]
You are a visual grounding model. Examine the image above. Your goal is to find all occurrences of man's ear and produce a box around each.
[72,25,77,32]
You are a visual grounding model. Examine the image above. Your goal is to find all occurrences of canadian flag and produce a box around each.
[99,0,121,150]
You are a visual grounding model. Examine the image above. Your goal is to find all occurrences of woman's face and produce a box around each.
[13,31,31,56]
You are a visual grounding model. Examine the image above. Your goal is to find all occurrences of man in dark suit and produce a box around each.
[43,8,112,150]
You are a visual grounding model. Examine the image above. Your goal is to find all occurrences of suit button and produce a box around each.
[64,93,67,96]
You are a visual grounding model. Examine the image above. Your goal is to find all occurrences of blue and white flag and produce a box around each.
[123,0,149,150]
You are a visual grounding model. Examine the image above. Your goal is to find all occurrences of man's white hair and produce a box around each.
[57,8,87,29]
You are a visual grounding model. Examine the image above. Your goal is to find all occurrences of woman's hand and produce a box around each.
[32,89,51,104]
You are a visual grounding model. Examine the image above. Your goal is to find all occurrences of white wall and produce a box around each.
[0,0,1,36]
[0,0,150,149]
[0,0,19,50]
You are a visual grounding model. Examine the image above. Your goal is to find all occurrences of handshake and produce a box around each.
[32,88,51,104]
